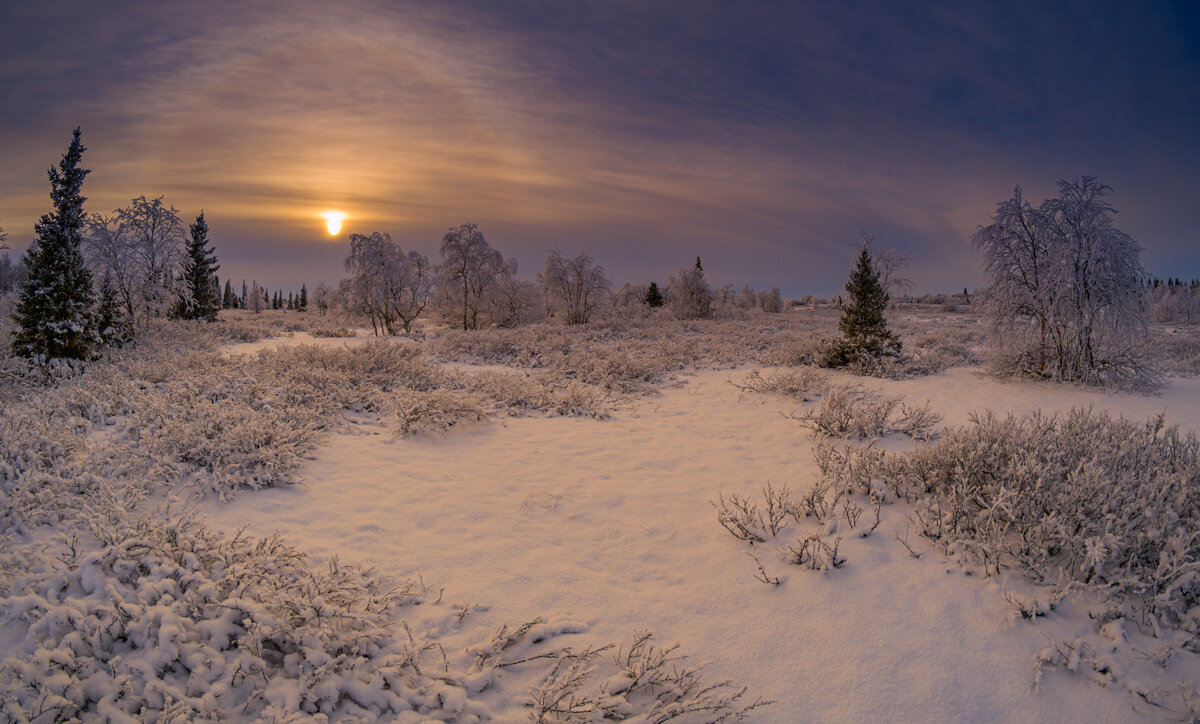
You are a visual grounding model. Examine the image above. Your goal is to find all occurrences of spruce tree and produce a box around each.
[223,279,234,309]
[825,246,899,367]
[644,281,664,307]
[12,128,98,361]
[175,211,220,321]
[298,283,308,310]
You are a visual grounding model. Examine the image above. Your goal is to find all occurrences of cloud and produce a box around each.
[1,0,1196,294]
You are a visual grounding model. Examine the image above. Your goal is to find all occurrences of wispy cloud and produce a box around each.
[1,0,1196,292]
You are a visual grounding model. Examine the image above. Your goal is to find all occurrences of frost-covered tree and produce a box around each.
[12,128,99,361]
[120,195,186,326]
[174,211,221,321]
[343,231,434,334]
[644,281,664,308]
[539,249,611,325]
[972,177,1150,386]
[314,281,331,316]
[487,275,544,327]
[436,223,510,330]
[825,246,899,367]
[666,262,713,320]
[0,253,25,294]
[249,280,264,314]
[758,286,783,313]
[86,195,187,329]
[95,269,131,346]
[866,238,912,299]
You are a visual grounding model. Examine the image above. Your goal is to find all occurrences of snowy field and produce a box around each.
[4,307,1200,721]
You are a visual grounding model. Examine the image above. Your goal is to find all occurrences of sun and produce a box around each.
[320,211,346,236]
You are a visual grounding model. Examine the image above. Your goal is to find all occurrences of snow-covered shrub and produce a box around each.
[393,387,487,436]
[1152,325,1200,377]
[308,325,357,338]
[730,368,829,401]
[712,484,795,543]
[428,315,852,390]
[783,533,845,571]
[880,409,1200,640]
[0,319,772,722]
[794,386,941,440]
[1,491,769,723]
[811,436,887,499]
[527,631,770,723]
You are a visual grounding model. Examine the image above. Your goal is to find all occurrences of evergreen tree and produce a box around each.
[95,269,130,346]
[644,281,664,307]
[241,280,248,307]
[173,211,221,321]
[298,283,308,310]
[223,279,234,309]
[287,292,294,310]
[825,246,899,367]
[695,256,703,271]
[12,128,98,361]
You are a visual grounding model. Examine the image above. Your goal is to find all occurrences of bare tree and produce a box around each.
[666,263,713,320]
[0,222,22,295]
[972,177,1151,386]
[313,281,332,316]
[249,280,264,314]
[436,223,509,330]
[854,233,912,298]
[487,275,544,327]
[538,249,611,324]
[342,231,434,334]
[85,195,186,328]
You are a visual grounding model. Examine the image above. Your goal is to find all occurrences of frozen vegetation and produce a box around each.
[2,304,1200,721]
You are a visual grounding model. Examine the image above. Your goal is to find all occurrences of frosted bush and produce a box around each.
[1152,325,1200,377]
[527,631,770,723]
[878,409,1200,640]
[712,484,795,543]
[794,385,941,440]
[0,316,772,721]
[730,368,829,401]
[393,387,487,436]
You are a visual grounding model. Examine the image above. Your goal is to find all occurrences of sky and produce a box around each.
[1,0,1198,296]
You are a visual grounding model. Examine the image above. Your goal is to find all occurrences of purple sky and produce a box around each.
[2,0,1198,296]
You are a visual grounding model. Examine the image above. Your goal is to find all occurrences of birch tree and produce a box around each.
[972,177,1151,386]
[343,231,433,334]
[539,249,611,324]
[436,223,509,330]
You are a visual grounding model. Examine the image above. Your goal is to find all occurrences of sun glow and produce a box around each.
[321,211,346,236]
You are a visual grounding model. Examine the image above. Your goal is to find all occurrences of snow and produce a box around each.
[201,362,1200,721]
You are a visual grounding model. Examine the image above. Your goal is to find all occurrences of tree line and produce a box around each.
[324,229,785,334]
[2,130,1165,388]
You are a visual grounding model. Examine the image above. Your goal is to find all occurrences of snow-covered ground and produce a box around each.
[5,313,1200,722]
[201,355,1200,722]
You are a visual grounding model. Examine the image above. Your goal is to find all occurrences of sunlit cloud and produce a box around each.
[0,1,1196,293]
